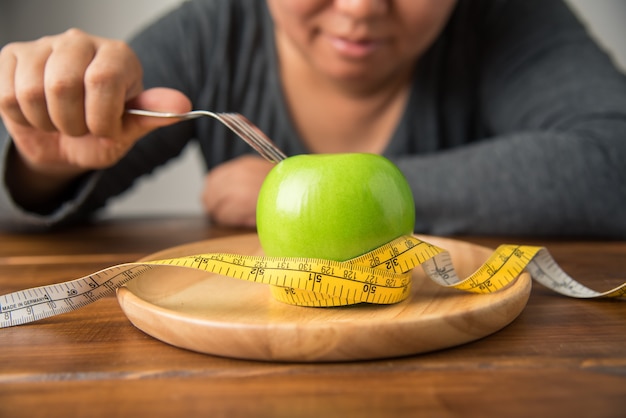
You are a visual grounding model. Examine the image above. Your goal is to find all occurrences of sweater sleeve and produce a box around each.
[394,0,626,238]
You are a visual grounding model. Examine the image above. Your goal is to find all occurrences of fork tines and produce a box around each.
[218,113,287,164]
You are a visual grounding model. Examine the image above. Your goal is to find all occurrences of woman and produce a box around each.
[1,0,625,236]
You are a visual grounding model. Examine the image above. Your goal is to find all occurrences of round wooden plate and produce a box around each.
[117,234,531,362]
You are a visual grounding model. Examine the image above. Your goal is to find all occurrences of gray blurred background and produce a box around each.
[2,0,625,218]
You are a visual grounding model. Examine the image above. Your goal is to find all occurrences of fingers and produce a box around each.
[44,32,96,136]
[84,37,143,138]
[0,40,51,128]
[0,29,143,139]
[123,87,192,134]
[0,29,195,176]
[0,46,21,122]
[202,156,274,228]
[127,86,192,114]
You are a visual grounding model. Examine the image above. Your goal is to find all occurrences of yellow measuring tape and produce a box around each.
[1,235,624,328]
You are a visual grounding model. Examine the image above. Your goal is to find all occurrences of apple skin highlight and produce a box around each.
[256,153,416,261]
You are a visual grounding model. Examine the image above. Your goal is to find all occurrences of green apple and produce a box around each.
[256,153,415,261]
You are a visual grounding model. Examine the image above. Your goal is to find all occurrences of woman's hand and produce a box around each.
[202,155,275,228]
[0,29,191,194]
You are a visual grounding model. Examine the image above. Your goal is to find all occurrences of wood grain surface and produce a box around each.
[1,216,624,418]
[117,233,531,361]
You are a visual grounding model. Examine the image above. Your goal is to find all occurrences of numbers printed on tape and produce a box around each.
[1,236,624,328]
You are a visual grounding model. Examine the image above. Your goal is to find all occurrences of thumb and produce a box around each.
[123,87,192,135]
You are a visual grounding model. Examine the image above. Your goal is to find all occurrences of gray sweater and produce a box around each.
[2,0,626,237]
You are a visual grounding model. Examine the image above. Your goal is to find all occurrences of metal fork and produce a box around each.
[126,109,287,164]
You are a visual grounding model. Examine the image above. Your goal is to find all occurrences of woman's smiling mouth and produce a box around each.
[327,34,383,59]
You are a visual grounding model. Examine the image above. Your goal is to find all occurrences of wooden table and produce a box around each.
[1,216,624,417]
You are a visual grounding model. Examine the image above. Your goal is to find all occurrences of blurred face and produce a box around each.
[267,0,457,87]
